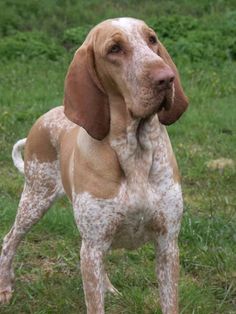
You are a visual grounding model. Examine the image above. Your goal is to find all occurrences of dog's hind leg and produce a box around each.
[0,158,63,304]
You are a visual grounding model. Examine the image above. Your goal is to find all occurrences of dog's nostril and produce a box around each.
[156,72,175,89]
[169,76,175,84]
[158,80,165,86]
[150,67,175,90]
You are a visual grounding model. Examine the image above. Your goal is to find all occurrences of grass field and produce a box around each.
[0,0,236,313]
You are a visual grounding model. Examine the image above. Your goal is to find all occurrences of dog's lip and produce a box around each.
[128,93,168,118]
[157,97,167,112]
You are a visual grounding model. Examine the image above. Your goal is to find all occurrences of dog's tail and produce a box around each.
[12,138,27,174]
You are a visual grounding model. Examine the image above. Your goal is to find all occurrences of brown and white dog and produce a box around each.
[0,18,188,314]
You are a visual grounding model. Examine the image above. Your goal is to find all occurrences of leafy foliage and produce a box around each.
[150,12,236,64]
[0,31,63,61]
[62,26,91,50]
[149,15,198,40]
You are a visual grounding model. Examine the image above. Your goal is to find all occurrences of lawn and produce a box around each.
[0,0,236,313]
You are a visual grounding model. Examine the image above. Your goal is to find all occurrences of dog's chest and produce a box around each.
[74,118,183,249]
[110,181,158,249]
[108,119,181,249]
[75,153,182,250]
[110,161,178,249]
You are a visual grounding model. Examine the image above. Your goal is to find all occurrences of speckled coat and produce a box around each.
[0,18,188,314]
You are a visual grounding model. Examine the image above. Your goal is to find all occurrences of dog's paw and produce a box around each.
[0,288,13,304]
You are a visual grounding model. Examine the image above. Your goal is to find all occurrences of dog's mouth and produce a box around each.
[130,98,166,119]
[128,85,174,119]
[157,86,174,112]
[157,96,169,112]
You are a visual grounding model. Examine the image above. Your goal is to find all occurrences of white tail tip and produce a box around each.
[12,138,27,174]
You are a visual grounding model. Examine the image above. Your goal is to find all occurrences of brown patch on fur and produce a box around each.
[157,41,189,125]
[150,212,167,235]
[60,127,78,200]
[24,116,57,164]
[73,131,123,199]
[64,45,110,140]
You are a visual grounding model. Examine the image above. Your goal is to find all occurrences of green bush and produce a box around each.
[0,31,64,61]
[62,26,92,50]
[149,13,236,64]
[219,10,236,60]
[149,15,198,41]
[170,30,231,64]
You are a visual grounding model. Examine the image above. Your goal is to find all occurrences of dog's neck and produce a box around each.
[108,97,162,181]
[109,96,161,146]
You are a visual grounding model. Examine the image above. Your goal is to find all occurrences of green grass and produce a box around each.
[0,0,236,313]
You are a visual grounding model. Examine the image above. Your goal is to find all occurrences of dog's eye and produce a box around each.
[109,44,122,54]
[149,35,157,45]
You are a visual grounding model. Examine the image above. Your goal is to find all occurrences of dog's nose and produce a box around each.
[150,68,175,90]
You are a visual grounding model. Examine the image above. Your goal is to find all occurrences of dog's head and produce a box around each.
[64,18,188,140]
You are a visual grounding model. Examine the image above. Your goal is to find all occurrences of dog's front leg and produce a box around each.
[80,241,106,314]
[73,192,122,313]
[156,236,180,314]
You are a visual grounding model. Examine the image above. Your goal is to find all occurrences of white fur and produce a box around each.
[12,138,27,174]
[42,106,75,148]
[111,17,141,31]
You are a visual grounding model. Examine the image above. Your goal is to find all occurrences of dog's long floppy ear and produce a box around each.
[64,45,110,140]
[157,41,189,125]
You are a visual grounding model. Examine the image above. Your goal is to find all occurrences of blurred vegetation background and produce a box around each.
[0,0,235,313]
[0,0,236,63]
